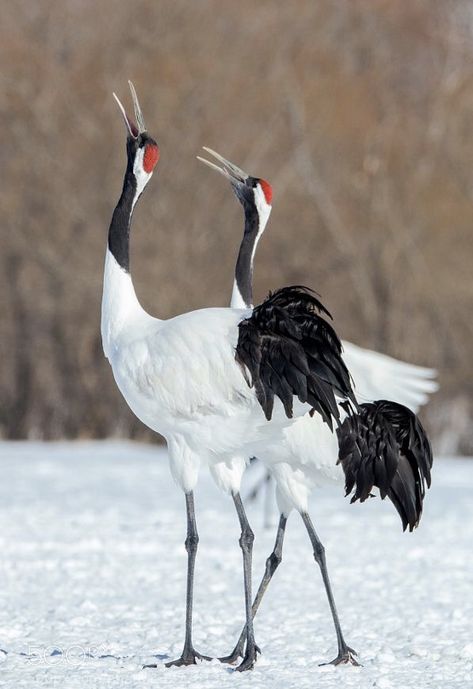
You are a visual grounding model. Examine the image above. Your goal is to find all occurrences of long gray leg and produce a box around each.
[164,492,212,667]
[301,511,359,666]
[220,513,287,664]
[232,493,258,672]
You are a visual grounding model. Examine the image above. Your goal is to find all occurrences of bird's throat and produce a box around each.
[232,207,260,309]
[108,172,138,272]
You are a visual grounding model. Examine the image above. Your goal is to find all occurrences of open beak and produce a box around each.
[113,80,147,139]
[197,147,249,185]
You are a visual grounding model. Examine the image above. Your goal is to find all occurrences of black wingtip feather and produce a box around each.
[337,401,433,531]
[236,286,356,427]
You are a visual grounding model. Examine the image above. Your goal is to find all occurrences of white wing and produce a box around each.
[342,340,438,412]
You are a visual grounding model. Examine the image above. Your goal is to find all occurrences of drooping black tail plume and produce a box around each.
[337,400,433,531]
[235,286,357,428]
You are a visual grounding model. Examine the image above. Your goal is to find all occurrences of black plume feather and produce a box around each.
[236,286,356,427]
[337,400,433,531]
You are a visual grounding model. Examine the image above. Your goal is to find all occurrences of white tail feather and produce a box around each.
[342,340,438,413]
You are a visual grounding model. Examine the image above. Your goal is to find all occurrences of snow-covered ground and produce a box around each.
[0,442,472,689]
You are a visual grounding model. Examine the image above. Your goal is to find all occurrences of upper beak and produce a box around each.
[113,80,147,139]
[197,147,249,185]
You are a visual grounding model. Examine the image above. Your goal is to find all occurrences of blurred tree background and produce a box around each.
[0,0,472,452]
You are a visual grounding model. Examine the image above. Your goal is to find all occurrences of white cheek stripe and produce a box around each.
[251,185,271,266]
[132,147,152,211]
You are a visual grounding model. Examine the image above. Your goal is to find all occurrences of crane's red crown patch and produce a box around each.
[143,144,160,173]
[259,179,273,205]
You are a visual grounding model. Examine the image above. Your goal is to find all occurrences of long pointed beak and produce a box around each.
[113,81,147,139]
[197,147,249,184]
[128,80,146,133]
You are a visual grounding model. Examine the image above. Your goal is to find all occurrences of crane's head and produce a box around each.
[197,148,272,223]
[113,81,160,189]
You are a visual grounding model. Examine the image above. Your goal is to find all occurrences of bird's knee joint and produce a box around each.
[239,527,254,551]
[265,550,282,574]
[312,542,325,562]
[185,532,199,552]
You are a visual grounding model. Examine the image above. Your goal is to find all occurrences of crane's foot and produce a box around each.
[219,640,261,665]
[320,645,360,667]
[235,644,260,672]
[144,648,212,668]
[165,648,212,668]
[218,645,243,665]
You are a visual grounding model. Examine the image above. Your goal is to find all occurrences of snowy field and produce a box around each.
[0,442,472,689]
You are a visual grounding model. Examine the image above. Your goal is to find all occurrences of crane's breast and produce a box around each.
[110,307,255,433]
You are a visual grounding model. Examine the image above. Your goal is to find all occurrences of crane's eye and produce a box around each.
[143,143,160,173]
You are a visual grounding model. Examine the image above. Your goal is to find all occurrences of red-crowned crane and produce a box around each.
[197,148,436,666]
[101,84,357,671]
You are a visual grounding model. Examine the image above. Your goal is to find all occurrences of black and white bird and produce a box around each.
[197,148,436,666]
[101,83,358,671]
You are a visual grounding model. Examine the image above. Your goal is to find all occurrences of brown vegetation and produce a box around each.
[1,0,472,451]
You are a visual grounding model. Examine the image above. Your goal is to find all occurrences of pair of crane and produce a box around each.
[101,82,437,672]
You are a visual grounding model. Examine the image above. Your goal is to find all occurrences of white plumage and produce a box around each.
[342,341,438,412]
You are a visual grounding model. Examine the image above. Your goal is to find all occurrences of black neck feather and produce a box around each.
[108,171,137,272]
[234,202,259,308]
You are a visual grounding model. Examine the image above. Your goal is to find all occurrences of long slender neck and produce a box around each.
[108,170,137,272]
[231,206,259,309]
[101,167,151,358]
[231,198,270,309]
